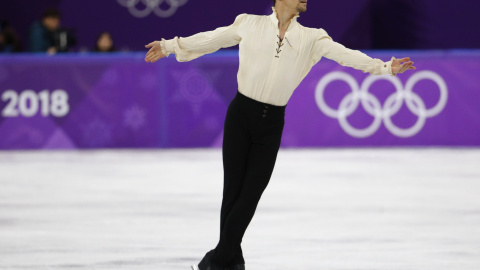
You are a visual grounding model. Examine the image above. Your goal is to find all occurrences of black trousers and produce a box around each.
[209,91,286,267]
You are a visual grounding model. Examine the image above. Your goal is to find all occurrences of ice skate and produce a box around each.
[229,264,245,270]
[191,264,245,270]
[190,265,224,270]
[192,250,226,270]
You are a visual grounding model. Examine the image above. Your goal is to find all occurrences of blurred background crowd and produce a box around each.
[1,8,114,54]
[1,0,479,55]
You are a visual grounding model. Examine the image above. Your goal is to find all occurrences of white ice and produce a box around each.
[1,148,480,270]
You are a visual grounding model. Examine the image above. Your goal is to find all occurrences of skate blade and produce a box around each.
[191,265,199,270]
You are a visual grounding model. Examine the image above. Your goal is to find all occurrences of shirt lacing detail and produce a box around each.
[275,35,295,58]
[275,35,284,58]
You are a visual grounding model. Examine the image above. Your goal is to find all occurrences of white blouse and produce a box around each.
[160,8,394,106]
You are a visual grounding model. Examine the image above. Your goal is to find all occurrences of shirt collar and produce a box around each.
[269,7,299,25]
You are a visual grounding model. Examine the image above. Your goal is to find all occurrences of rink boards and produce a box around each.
[1,51,480,149]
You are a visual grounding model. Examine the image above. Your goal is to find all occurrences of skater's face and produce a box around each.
[281,0,308,13]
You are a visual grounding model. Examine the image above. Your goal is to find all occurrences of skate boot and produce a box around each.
[191,250,225,270]
[229,264,245,270]
[191,264,244,270]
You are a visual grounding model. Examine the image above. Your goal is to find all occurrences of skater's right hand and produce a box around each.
[144,41,166,63]
[391,57,416,75]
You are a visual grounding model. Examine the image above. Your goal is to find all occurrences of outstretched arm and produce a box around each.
[145,14,247,63]
[314,29,415,76]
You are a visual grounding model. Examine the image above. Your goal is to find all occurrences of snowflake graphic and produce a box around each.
[179,70,212,104]
[123,104,147,131]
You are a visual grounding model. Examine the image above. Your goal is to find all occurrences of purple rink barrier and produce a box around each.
[0,50,480,149]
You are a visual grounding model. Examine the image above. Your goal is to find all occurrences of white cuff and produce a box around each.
[159,38,173,57]
[381,56,395,76]
[385,56,396,76]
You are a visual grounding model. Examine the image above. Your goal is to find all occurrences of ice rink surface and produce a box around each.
[1,148,480,270]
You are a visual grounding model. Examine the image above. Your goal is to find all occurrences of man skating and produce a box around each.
[145,0,415,269]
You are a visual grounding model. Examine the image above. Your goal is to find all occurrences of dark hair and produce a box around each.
[272,0,276,6]
[42,8,61,19]
[0,20,23,52]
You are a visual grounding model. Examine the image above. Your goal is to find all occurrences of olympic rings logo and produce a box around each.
[315,71,448,138]
[117,0,188,18]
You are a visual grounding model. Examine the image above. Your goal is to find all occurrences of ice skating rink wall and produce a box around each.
[1,51,479,149]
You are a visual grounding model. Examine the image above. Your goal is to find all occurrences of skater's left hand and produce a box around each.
[392,57,416,75]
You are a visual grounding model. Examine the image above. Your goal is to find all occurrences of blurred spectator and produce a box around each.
[94,32,115,52]
[0,20,23,53]
[29,8,61,53]
[29,8,76,53]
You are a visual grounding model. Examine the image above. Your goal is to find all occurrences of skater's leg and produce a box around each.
[221,97,251,234]
[201,94,251,268]
[212,104,285,266]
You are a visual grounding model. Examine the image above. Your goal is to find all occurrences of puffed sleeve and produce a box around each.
[313,28,394,76]
[160,14,248,62]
